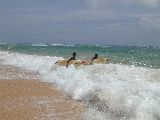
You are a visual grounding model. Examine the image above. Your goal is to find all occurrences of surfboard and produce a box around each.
[55,60,82,67]
[55,57,109,67]
[91,57,109,64]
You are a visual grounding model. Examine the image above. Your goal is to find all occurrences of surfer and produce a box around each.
[66,52,77,68]
[91,53,98,61]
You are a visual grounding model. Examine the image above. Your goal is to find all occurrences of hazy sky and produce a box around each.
[0,0,160,46]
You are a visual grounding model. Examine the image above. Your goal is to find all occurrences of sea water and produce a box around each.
[0,43,160,120]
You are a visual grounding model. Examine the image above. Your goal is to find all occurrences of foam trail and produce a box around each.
[31,43,48,46]
[50,43,74,47]
[1,51,160,120]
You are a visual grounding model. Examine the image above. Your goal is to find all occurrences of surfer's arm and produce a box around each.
[66,57,76,68]
[91,57,95,61]
[66,62,69,68]
[66,58,72,68]
[66,60,69,68]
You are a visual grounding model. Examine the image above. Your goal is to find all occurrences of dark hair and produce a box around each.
[95,53,98,57]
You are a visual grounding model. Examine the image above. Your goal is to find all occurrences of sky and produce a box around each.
[0,0,160,47]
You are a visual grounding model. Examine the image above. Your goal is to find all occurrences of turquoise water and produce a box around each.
[0,43,160,68]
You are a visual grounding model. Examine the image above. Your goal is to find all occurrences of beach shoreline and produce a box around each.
[0,64,84,120]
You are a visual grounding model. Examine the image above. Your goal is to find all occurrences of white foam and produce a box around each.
[50,43,74,47]
[31,43,48,46]
[1,51,160,120]
[0,42,7,45]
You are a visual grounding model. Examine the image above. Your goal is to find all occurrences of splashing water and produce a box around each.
[0,50,160,120]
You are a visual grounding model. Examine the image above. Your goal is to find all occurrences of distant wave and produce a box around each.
[29,43,112,48]
[0,42,7,45]
[95,45,111,48]
[50,43,74,47]
[31,43,48,47]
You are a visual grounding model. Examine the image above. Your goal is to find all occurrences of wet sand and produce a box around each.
[0,65,84,120]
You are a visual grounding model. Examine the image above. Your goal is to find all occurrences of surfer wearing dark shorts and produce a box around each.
[66,52,76,68]
[91,53,98,61]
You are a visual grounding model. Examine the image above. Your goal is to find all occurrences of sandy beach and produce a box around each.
[0,65,84,120]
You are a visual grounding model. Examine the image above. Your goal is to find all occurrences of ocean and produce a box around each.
[0,43,160,120]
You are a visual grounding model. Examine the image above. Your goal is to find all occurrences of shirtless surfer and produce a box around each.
[91,53,98,61]
[66,52,76,68]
